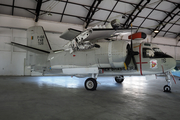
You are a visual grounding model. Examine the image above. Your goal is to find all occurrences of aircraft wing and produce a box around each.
[85,28,135,42]
[60,28,136,41]
[60,27,136,53]
[8,42,50,54]
[60,28,82,41]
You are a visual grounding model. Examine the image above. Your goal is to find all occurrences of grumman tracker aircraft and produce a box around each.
[9,24,176,92]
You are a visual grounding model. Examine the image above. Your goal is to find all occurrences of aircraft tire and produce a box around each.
[163,85,171,92]
[115,75,124,83]
[85,78,97,91]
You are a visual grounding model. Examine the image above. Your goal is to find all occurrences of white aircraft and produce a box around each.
[9,23,176,92]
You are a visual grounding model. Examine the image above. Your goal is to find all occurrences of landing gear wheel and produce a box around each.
[115,75,124,83]
[85,78,97,91]
[163,85,171,92]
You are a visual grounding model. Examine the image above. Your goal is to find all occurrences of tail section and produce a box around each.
[27,26,52,52]
[9,26,51,72]
[26,26,51,71]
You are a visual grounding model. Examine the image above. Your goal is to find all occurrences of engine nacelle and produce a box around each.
[95,40,128,68]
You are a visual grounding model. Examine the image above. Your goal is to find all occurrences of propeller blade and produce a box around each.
[132,55,138,70]
[124,43,139,70]
[124,54,132,69]
[124,44,131,70]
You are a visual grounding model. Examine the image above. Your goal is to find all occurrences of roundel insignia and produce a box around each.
[150,60,158,69]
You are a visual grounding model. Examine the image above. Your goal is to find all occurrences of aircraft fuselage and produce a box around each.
[48,40,176,76]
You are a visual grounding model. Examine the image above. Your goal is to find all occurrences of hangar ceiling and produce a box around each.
[0,0,180,38]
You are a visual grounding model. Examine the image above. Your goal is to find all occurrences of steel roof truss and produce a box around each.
[60,0,68,22]
[153,4,180,38]
[104,0,119,25]
[12,0,15,15]
[85,0,102,28]
[123,0,151,28]
[163,18,180,37]
[136,0,162,33]
[35,0,43,22]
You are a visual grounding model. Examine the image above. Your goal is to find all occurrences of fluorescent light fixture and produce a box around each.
[154,30,159,33]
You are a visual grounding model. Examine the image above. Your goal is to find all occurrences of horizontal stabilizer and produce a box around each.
[8,42,50,54]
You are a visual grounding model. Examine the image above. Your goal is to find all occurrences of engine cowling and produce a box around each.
[95,40,128,68]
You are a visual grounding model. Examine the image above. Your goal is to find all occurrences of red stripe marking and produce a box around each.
[161,65,164,73]
[139,44,142,75]
[170,72,176,84]
[102,69,104,73]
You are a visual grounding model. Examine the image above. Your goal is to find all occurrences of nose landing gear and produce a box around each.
[163,72,173,92]
[164,85,171,92]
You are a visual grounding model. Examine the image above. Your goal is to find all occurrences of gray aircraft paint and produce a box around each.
[10,26,176,77]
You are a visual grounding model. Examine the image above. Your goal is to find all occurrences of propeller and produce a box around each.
[124,43,139,70]
[124,24,139,70]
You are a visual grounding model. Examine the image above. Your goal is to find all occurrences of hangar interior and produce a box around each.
[0,0,180,75]
[0,0,180,120]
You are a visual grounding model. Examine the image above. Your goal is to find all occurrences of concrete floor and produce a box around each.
[0,76,180,120]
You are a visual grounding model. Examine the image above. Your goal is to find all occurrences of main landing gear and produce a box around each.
[84,73,98,91]
[115,75,124,83]
[85,78,97,91]
[84,74,124,91]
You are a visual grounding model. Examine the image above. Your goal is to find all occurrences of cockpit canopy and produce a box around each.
[142,43,172,58]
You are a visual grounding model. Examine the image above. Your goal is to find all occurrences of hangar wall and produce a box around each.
[0,14,179,76]
[0,14,83,76]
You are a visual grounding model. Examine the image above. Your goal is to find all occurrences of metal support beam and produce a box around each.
[163,17,180,37]
[42,0,50,3]
[115,0,180,18]
[123,0,144,28]
[153,4,180,38]
[123,0,150,28]
[35,0,42,22]
[54,1,180,26]
[85,0,96,22]
[0,3,103,23]
[176,33,180,39]
[12,0,15,15]
[85,0,102,28]
[104,0,119,25]
[136,0,162,33]
[127,0,150,28]
[60,0,68,22]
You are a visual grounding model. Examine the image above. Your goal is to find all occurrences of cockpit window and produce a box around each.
[143,48,154,58]
[143,47,172,58]
[153,47,162,53]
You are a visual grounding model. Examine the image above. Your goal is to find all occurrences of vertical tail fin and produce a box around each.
[26,26,51,70]
[27,26,52,52]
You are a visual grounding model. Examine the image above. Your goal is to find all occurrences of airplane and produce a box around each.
[8,20,176,92]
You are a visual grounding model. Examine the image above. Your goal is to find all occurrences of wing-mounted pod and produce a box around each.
[124,32,147,70]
